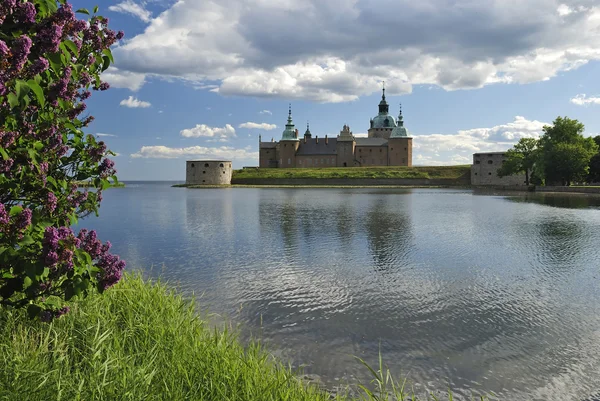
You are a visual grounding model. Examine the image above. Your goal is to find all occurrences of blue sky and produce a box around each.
[72,0,600,180]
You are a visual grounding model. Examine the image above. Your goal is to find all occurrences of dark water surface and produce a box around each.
[83,183,600,400]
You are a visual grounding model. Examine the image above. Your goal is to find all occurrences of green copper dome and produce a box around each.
[390,104,410,138]
[370,85,397,129]
[281,105,298,141]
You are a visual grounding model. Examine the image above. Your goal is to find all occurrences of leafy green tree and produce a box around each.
[497,137,539,185]
[539,117,598,185]
[1,1,125,320]
[587,135,600,183]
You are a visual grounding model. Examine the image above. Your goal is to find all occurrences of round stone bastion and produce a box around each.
[186,160,232,185]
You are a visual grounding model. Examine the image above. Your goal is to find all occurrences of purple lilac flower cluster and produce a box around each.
[40,306,70,322]
[42,226,79,271]
[99,158,116,178]
[1,207,33,237]
[78,229,126,290]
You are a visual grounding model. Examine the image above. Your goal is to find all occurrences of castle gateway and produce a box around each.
[259,88,412,168]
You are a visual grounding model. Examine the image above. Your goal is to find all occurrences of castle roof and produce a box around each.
[296,137,337,155]
[390,104,410,138]
[355,137,388,146]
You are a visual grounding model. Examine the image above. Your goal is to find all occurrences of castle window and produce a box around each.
[204,163,209,167]
[369,149,372,152]
[475,173,478,176]
[489,172,492,175]
[203,171,206,174]
[488,160,493,164]
[191,163,195,168]
[223,171,225,174]
[380,149,382,152]
[404,148,407,151]
[391,148,393,151]
[359,149,362,152]
[288,158,291,165]
[475,160,481,164]
[202,180,205,183]
[219,163,224,167]
[284,144,287,147]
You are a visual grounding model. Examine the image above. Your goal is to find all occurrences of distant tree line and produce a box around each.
[498,117,600,186]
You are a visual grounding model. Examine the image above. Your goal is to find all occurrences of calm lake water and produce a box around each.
[82,183,600,401]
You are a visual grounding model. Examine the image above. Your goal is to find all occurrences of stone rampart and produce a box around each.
[186,160,232,185]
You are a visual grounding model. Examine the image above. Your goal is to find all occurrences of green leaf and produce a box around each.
[46,0,58,13]
[102,48,114,64]
[7,93,19,109]
[47,52,63,72]
[0,148,8,161]
[15,80,31,102]
[47,176,57,188]
[101,56,111,72]
[9,206,23,217]
[93,5,98,13]
[76,8,90,15]
[18,236,35,247]
[25,80,45,107]
[23,276,33,290]
[63,40,79,56]
[28,148,38,164]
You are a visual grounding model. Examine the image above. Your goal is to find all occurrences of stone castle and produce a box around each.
[259,87,412,168]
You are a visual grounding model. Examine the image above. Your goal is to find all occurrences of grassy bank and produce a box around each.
[232,166,471,180]
[0,274,486,401]
[75,180,126,188]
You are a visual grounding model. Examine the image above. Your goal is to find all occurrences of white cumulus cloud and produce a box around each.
[238,122,277,130]
[413,116,548,165]
[101,67,147,92]
[180,124,236,140]
[130,145,257,161]
[570,94,600,106]
[110,0,600,102]
[108,0,152,22]
[95,133,118,137]
[120,96,152,108]
[259,110,272,115]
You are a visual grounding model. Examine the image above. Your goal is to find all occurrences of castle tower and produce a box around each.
[336,124,356,167]
[279,104,299,168]
[304,122,312,140]
[367,82,397,139]
[388,104,412,166]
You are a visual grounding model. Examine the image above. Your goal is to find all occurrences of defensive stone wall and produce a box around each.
[186,160,232,185]
[471,152,527,186]
[231,177,470,186]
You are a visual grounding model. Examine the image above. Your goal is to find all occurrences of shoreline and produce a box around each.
[173,183,600,195]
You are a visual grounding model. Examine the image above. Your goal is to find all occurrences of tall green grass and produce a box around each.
[0,274,487,401]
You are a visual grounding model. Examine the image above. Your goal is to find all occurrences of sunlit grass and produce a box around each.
[0,274,488,401]
[232,166,472,181]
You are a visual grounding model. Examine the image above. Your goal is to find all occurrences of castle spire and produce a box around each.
[281,103,298,141]
[397,103,404,126]
[378,81,389,115]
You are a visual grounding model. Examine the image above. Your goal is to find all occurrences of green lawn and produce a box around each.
[0,274,487,401]
[232,165,471,180]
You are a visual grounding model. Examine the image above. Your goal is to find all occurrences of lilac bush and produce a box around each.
[0,0,125,320]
